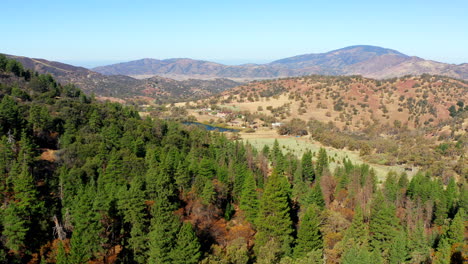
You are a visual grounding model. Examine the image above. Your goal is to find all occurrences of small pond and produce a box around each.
[183,122,240,132]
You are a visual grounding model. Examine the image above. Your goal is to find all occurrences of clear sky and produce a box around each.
[2,0,467,67]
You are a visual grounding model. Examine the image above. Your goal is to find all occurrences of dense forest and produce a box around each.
[0,55,466,264]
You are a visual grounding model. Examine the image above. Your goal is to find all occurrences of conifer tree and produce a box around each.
[304,182,325,209]
[68,185,104,264]
[118,176,148,263]
[171,222,201,264]
[342,206,368,248]
[446,208,465,245]
[293,204,322,258]
[147,199,180,264]
[201,179,216,205]
[301,150,314,181]
[2,203,28,252]
[315,148,328,178]
[369,192,401,260]
[147,161,180,264]
[388,230,408,264]
[433,238,451,264]
[445,177,458,216]
[341,245,373,264]
[407,221,430,263]
[255,169,293,259]
[270,139,285,172]
[239,171,259,224]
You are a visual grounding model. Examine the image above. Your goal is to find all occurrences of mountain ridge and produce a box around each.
[2,54,241,102]
[92,45,468,80]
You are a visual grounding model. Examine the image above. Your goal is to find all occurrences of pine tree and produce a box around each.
[341,245,373,264]
[315,148,328,178]
[301,150,314,181]
[342,206,369,248]
[407,221,430,263]
[445,208,465,245]
[146,160,180,264]
[383,171,399,203]
[171,222,201,264]
[2,203,28,252]
[147,199,180,264]
[388,230,408,264]
[68,185,104,264]
[433,238,451,264]
[118,176,148,263]
[304,182,325,209]
[270,139,285,172]
[293,204,322,258]
[255,169,293,259]
[445,177,458,216]
[369,192,401,260]
[239,171,259,224]
[201,179,216,205]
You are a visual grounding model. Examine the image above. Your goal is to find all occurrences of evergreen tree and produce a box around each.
[2,203,28,252]
[445,177,458,216]
[315,148,328,178]
[118,176,148,263]
[383,171,399,203]
[68,185,104,264]
[147,161,180,264]
[341,245,373,264]
[293,204,322,258]
[239,171,259,224]
[171,222,201,264]
[304,182,325,209]
[445,208,465,245]
[433,238,451,264]
[270,139,285,172]
[407,221,430,263]
[388,230,408,264]
[369,192,401,260]
[201,179,216,205]
[147,199,180,264]
[342,206,368,248]
[301,150,314,181]
[255,169,293,260]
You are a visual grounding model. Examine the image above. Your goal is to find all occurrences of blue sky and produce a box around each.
[2,0,467,67]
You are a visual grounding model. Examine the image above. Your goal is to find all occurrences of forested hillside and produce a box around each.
[0,55,466,264]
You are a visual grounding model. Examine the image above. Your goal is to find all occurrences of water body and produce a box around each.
[183,122,240,132]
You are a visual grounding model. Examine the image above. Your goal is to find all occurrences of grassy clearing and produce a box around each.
[242,134,417,182]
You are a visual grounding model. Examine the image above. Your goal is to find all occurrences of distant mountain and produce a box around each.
[93,58,293,80]
[92,45,468,80]
[4,54,241,102]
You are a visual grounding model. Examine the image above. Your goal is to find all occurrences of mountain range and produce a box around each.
[3,45,467,103]
[4,54,241,102]
[93,45,468,81]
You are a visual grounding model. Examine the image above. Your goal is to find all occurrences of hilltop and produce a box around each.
[93,45,468,80]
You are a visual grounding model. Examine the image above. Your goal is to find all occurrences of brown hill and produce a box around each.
[204,74,467,131]
[93,46,468,80]
[4,54,241,102]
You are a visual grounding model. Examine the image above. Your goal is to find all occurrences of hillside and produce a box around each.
[93,45,468,80]
[3,54,241,102]
[201,75,468,131]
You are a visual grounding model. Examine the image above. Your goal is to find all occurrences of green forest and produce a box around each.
[0,54,466,263]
